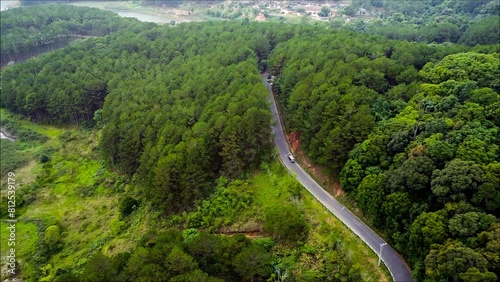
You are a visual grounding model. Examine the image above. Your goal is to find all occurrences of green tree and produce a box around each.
[459,16,500,46]
[425,240,497,282]
[355,174,386,226]
[448,212,496,239]
[459,267,497,282]
[340,159,365,192]
[382,192,413,246]
[408,211,448,260]
[386,156,435,201]
[184,232,224,277]
[431,159,485,203]
[264,204,308,242]
[473,162,500,213]
[169,269,223,282]
[477,223,500,275]
[81,253,117,282]
[419,52,500,91]
[233,244,272,281]
[164,246,198,276]
[424,134,454,165]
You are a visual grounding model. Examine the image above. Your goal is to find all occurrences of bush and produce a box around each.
[35,146,57,163]
[44,225,62,253]
[119,196,140,216]
[264,204,308,242]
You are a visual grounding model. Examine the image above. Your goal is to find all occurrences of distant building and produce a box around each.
[255,13,266,21]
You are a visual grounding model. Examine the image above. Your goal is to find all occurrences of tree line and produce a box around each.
[2,4,498,281]
[0,4,144,65]
[268,28,499,281]
[337,0,499,46]
[1,19,300,214]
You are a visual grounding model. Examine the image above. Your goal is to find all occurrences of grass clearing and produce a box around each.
[0,117,124,279]
[263,161,391,281]
[197,160,391,281]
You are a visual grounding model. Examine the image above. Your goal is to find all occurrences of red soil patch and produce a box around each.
[216,229,264,239]
[255,13,266,21]
[287,131,345,197]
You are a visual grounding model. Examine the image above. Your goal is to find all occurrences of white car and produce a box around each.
[287,153,295,163]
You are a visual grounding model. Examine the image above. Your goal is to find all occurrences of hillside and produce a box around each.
[268,15,499,282]
[1,2,499,282]
[1,5,390,282]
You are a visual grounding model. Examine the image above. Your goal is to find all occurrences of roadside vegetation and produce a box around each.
[269,10,499,282]
[1,2,498,281]
[1,5,389,282]
[0,118,389,281]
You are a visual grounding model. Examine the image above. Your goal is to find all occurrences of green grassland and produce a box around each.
[1,112,389,281]
[242,162,391,281]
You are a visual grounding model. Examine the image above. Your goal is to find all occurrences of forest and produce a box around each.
[268,17,499,282]
[339,0,499,46]
[1,2,499,282]
[0,4,145,66]
[1,18,297,213]
[1,5,382,282]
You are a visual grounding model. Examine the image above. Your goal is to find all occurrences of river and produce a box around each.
[0,1,18,11]
[2,1,188,23]
[110,11,173,23]
[69,2,195,24]
[1,131,15,141]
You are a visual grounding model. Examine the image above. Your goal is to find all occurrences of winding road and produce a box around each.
[263,72,414,282]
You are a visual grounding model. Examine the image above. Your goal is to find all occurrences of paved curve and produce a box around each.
[263,72,414,282]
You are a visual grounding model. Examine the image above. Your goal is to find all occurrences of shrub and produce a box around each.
[35,146,57,163]
[44,225,62,252]
[119,196,140,216]
[264,204,308,242]
[0,140,28,175]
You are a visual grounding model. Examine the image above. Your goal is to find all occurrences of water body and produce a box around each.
[114,11,173,23]
[0,1,18,11]
[1,131,15,142]
[1,38,77,67]
[2,2,186,67]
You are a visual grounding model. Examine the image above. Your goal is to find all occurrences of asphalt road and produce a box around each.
[263,72,414,282]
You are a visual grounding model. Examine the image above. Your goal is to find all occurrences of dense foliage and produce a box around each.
[2,19,300,213]
[339,0,499,46]
[97,22,289,213]
[3,3,499,282]
[0,4,142,65]
[269,29,472,171]
[339,52,500,280]
[268,24,499,281]
[74,229,271,282]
